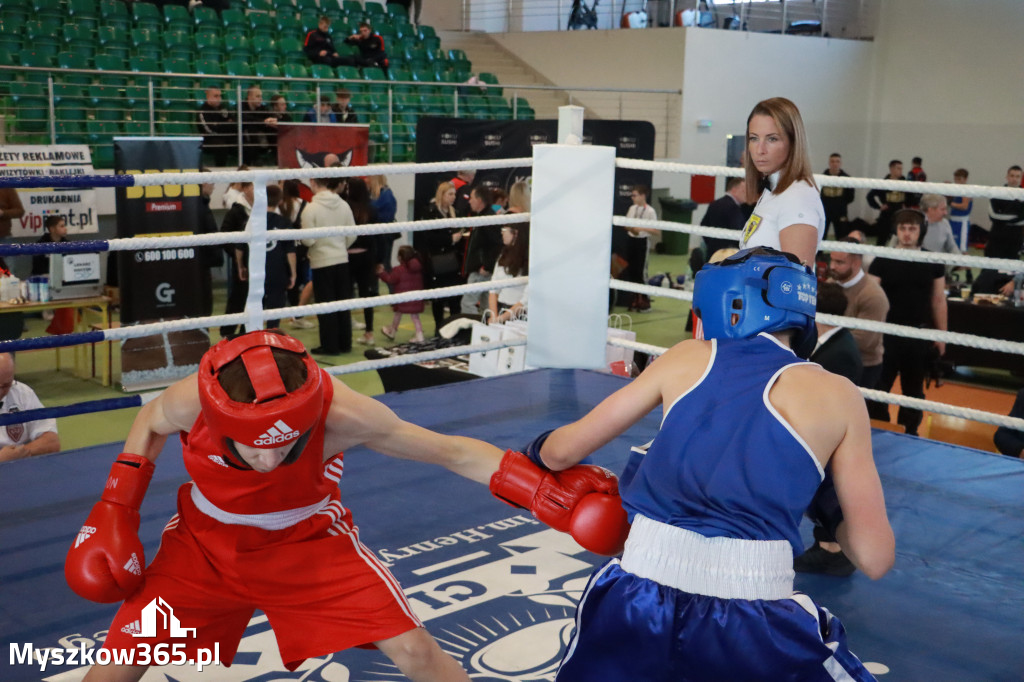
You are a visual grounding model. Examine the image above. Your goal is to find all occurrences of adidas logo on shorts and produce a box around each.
[254,420,300,446]
[121,620,142,635]
[75,525,96,548]
[208,455,229,467]
[123,553,142,576]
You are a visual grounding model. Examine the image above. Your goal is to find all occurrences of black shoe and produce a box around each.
[793,544,856,577]
[310,346,339,355]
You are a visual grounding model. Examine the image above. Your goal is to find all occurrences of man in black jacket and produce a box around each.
[700,177,747,259]
[303,16,346,67]
[196,87,235,166]
[343,22,389,74]
[820,153,856,239]
[866,159,909,245]
[975,165,1024,294]
[460,186,501,315]
[219,182,253,339]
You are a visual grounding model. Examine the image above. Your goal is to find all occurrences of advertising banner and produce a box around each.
[114,137,210,391]
[276,123,370,199]
[0,145,98,238]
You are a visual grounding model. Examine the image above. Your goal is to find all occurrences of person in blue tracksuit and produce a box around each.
[525,247,894,681]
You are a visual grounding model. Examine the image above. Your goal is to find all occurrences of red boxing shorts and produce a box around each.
[102,483,422,671]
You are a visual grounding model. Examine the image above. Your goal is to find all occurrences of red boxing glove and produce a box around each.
[65,453,155,603]
[490,450,629,555]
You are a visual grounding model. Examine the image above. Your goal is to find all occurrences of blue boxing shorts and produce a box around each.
[556,516,877,682]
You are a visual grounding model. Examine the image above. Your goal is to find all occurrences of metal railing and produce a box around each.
[0,65,681,163]
[463,0,876,39]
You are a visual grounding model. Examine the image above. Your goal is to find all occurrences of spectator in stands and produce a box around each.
[450,168,476,216]
[491,188,508,214]
[906,155,927,208]
[280,179,315,330]
[993,388,1024,458]
[458,74,487,98]
[196,86,235,166]
[487,224,529,324]
[222,165,249,209]
[257,184,297,330]
[196,168,224,317]
[218,181,253,339]
[507,180,530,214]
[0,187,25,240]
[240,85,278,165]
[344,22,389,75]
[920,193,961,255]
[304,15,346,67]
[301,175,355,355]
[31,215,67,276]
[700,177,746,260]
[332,89,359,123]
[867,209,948,436]
[624,184,660,312]
[975,165,1024,294]
[304,96,337,124]
[0,352,60,463]
[866,159,909,245]
[820,153,855,239]
[263,94,292,154]
[369,175,398,271]
[828,240,889,395]
[345,178,382,346]
[460,186,501,315]
[947,168,973,252]
[415,181,466,334]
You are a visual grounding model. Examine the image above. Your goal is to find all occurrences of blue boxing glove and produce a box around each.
[806,469,843,543]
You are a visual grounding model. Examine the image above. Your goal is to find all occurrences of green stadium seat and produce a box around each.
[343,1,364,14]
[132,56,161,76]
[193,6,220,29]
[386,4,408,20]
[277,13,304,35]
[223,32,252,60]
[131,27,162,59]
[56,120,88,144]
[283,63,310,79]
[479,72,502,95]
[25,19,59,41]
[56,51,94,84]
[255,62,282,78]
[99,0,129,29]
[298,11,321,34]
[277,37,306,64]
[31,0,62,19]
[249,12,277,39]
[162,56,194,76]
[295,0,321,13]
[97,26,131,59]
[162,30,192,59]
[0,33,21,58]
[163,4,192,31]
[336,65,361,81]
[132,1,163,31]
[311,63,335,79]
[246,0,274,12]
[394,22,416,40]
[417,24,437,40]
[63,24,95,49]
[362,66,387,82]
[195,58,224,77]
[221,8,247,31]
[9,80,46,104]
[195,29,223,52]
[388,66,412,82]
[18,48,55,82]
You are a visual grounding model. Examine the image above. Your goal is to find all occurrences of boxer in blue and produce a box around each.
[529,247,894,681]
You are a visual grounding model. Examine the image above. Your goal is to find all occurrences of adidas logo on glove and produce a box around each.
[123,553,142,576]
[75,526,97,548]
[121,620,142,635]
[254,420,299,446]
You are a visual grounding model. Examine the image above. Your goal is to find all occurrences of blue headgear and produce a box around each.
[692,247,817,357]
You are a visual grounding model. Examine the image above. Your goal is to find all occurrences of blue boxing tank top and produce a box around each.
[622,333,825,554]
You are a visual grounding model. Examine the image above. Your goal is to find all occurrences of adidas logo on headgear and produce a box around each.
[254,420,300,446]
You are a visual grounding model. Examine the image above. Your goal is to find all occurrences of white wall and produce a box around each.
[678,28,874,219]
[867,0,1024,223]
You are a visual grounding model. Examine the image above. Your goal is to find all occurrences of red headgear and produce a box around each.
[198,332,323,463]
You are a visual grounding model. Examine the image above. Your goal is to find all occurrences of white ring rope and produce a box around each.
[604,337,1024,432]
[615,158,1024,201]
[609,277,1024,355]
[327,337,527,377]
[116,158,534,188]
[613,217,1024,274]
[104,213,532,252]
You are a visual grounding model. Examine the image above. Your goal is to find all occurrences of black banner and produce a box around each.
[114,138,205,323]
[413,118,655,244]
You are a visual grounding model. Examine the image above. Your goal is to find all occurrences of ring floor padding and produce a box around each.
[1,369,1022,681]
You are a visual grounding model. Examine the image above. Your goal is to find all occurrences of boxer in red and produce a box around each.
[65,330,628,681]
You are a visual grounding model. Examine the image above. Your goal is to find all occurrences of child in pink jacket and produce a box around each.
[376,245,426,343]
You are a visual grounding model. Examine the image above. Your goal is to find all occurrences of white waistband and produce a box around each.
[190,484,331,530]
[620,514,794,601]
